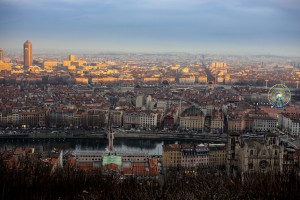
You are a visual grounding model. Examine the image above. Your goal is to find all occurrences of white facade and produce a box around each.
[279,113,300,137]
[253,118,277,132]
[123,111,158,128]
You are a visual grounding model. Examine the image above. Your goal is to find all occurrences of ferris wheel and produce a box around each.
[268,84,291,108]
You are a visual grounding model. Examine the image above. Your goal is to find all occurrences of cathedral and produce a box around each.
[227,132,284,175]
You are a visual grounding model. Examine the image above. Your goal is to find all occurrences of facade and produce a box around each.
[279,113,300,137]
[179,106,205,131]
[252,117,277,132]
[111,110,123,127]
[227,132,284,175]
[123,110,158,129]
[44,60,58,67]
[211,110,224,133]
[135,95,145,108]
[23,40,32,67]
[208,145,227,169]
[163,144,209,169]
[181,145,209,168]
[69,54,75,61]
[74,151,159,176]
[179,76,196,84]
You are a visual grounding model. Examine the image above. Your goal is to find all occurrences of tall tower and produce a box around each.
[107,109,114,152]
[226,132,241,176]
[265,80,269,89]
[0,49,3,61]
[24,40,32,67]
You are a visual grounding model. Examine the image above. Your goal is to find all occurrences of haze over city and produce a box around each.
[2,1,300,200]
[1,0,300,56]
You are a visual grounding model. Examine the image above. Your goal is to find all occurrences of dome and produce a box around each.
[182,105,203,117]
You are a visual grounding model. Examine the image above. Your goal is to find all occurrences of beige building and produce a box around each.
[210,62,227,69]
[198,75,208,83]
[44,60,58,68]
[92,77,118,83]
[211,110,224,133]
[143,77,160,83]
[69,54,75,61]
[111,110,123,127]
[63,60,71,67]
[208,144,227,169]
[179,76,195,84]
[228,116,244,133]
[0,62,12,71]
[163,144,209,170]
[180,106,205,131]
[75,77,89,84]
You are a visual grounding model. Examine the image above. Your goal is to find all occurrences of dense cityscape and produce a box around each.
[0,40,300,199]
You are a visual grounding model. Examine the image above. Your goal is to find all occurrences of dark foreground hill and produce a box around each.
[0,157,299,200]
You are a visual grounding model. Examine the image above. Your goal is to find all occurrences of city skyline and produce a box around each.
[0,0,300,57]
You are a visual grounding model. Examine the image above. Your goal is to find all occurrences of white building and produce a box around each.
[123,110,158,129]
[253,117,277,132]
[279,113,300,137]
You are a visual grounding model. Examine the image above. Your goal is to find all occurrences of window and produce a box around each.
[250,150,253,156]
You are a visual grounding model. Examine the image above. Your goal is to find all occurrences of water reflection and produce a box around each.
[0,138,215,155]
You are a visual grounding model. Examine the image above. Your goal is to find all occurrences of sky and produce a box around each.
[0,0,300,56]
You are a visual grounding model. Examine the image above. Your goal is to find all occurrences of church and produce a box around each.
[227,132,284,175]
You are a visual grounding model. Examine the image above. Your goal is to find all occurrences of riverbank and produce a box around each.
[0,130,227,142]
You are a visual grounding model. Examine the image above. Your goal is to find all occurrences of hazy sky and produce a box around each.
[0,0,300,56]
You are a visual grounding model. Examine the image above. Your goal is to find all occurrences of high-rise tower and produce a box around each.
[24,40,32,67]
[0,49,3,61]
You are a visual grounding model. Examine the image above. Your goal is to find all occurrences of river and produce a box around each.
[0,138,218,155]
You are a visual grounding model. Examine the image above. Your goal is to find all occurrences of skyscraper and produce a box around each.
[0,49,3,61]
[24,40,32,67]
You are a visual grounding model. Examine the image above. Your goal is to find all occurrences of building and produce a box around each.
[279,113,300,137]
[74,151,159,176]
[123,110,158,129]
[24,40,32,67]
[180,106,205,131]
[179,75,196,84]
[44,60,58,68]
[135,95,145,108]
[227,132,284,175]
[162,144,209,169]
[208,144,227,169]
[0,48,3,61]
[75,77,89,84]
[211,110,224,133]
[211,62,227,69]
[69,54,75,61]
[0,62,12,71]
[227,114,245,133]
[252,117,277,132]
